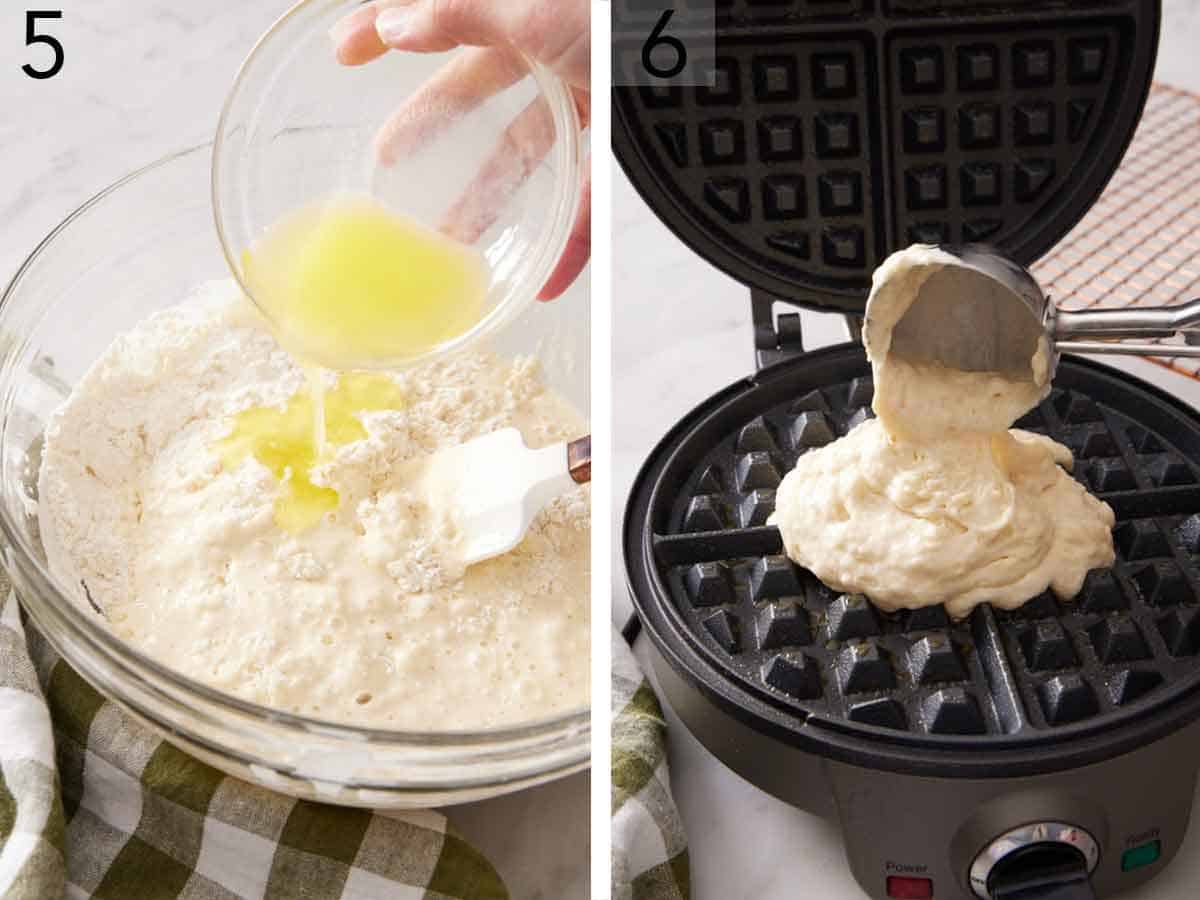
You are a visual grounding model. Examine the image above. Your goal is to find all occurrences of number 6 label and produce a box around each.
[612,2,715,88]
[642,11,687,79]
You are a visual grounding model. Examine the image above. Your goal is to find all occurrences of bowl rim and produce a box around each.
[0,141,591,752]
[210,0,584,371]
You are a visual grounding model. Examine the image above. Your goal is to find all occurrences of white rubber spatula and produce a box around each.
[408,428,591,566]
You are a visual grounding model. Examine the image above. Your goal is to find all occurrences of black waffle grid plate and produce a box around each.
[612,0,1159,313]
[631,350,1200,749]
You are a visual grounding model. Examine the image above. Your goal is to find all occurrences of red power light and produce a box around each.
[886,875,934,899]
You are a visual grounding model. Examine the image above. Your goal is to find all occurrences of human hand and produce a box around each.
[331,0,591,300]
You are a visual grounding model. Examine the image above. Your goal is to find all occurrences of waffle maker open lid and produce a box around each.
[614,1,1200,778]
[613,0,1160,319]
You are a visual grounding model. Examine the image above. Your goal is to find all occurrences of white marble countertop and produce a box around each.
[0,2,587,898]
[613,2,1200,897]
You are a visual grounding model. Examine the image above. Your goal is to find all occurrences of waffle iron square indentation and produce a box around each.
[656,373,1200,740]
[613,3,1153,313]
[615,35,885,289]
[887,23,1121,248]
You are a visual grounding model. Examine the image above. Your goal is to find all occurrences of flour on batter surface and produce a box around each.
[39,282,589,729]
[769,246,1115,620]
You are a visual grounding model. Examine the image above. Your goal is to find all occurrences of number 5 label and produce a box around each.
[23,10,64,80]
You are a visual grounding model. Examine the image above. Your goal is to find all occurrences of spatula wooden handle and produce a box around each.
[568,435,591,484]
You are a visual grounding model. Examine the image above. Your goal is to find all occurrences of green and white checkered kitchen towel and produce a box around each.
[611,629,689,900]
[0,585,509,900]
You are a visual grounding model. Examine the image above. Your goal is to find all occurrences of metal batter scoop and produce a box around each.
[872,245,1200,382]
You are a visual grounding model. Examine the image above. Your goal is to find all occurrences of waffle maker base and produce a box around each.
[625,344,1200,900]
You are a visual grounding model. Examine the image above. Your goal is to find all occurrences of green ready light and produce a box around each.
[1121,841,1162,872]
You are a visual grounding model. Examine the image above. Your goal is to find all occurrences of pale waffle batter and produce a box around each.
[771,247,1115,619]
[38,282,590,729]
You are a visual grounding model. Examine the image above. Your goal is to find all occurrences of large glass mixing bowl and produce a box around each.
[0,144,590,808]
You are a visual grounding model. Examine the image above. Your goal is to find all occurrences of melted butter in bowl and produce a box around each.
[216,373,406,532]
[242,195,489,370]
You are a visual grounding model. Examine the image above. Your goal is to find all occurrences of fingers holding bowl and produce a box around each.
[372,46,528,165]
[329,0,591,296]
[438,94,559,244]
[330,2,388,65]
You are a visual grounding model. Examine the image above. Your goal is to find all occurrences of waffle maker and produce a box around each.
[614,2,1200,898]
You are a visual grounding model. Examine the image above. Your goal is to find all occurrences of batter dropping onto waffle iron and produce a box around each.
[770,245,1116,619]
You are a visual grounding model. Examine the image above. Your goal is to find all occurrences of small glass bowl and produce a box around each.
[213,0,583,369]
[0,144,589,807]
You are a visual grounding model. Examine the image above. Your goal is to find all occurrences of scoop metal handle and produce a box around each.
[1053,299,1200,341]
[1055,339,1200,357]
[1050,294,1200,359]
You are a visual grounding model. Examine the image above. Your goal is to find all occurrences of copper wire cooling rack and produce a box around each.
[1032,83,1200,379]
